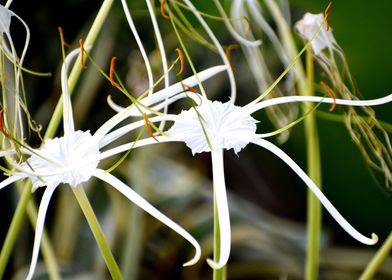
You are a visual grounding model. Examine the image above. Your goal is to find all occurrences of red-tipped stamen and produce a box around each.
[109,56,119,87]
[324,2,332,31]
[161,0,170,19]
[79,39,87,69]
[320,81,336,112]
[143,113,159,142]
[58,27,72,48]
[175,48,184,76]
[181,83,202,106]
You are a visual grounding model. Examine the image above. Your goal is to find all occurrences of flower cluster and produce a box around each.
[0,1,391,279]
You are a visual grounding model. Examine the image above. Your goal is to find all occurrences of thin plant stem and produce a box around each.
[360,231,392,280]
[0,185,31,278]
[304,47,322,280]
[72,185,123,280]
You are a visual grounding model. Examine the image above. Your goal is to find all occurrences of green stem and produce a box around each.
[0,185,31,277]
[72,186,123,280]
[360,231,392,280]
[304,48,322,280]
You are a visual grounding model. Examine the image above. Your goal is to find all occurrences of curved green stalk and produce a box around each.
[304,47,322,280]
[72,186,123,280]
[0,185,31,278]
[360,231,392,280]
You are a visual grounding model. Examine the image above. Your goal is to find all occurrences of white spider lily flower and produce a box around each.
[0,49,227,279]
[295,13,335,55]
[164,93,392,269]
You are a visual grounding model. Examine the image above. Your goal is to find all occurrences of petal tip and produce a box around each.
[182,246,201,267]
[206,258,225,270]
[370,233,379,245]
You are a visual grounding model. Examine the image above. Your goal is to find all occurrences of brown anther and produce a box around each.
[58,26,72,48]
[225,44,238,71]
[324,2,332,31]
[161,0,170,19]
[320,80,336,112]
[79,38,87,69]
[175,48,184,76]
[109,56,119,87]
[143,113,159,142]
[181,83,202,106]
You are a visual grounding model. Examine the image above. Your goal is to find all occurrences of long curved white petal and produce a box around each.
[93,169,201,266]
[206,149,231,269]
[61,48,80,134]
[213,0,261,47]
[26,185,57,280]
[252,138,378,245]
[0,175,25,189]
[183,0,236,101]
[93,65,227,142]
[246,94,392,113]
[121,0,154,95]
[99,115,178,148]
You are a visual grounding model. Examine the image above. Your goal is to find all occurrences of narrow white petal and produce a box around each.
[121,0,154,95]
[183,0,236,101]
[93,169,201,266]
[246,94,392,113]
[0,175,24,189]
[146,0,169,88]
[26,185,57,280]
[252,138,378,245]
[206,149,231,269]
[98,136,180,161]
[61,49,80,134]
[98,115,177,148]
[93,66,227,142]
[213,0,261,47]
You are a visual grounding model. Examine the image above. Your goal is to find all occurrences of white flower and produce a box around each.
[0,48,227,279]
[168,98,258,154]
[161,93,392,269]
[16,130,99,189]
[295,13,336,55]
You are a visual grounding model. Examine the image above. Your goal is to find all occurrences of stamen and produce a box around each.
[109,56,119,87]
[161,0,170,19]
[225,44,238,71]
[324,2,332,31]
[79,39,87,69]
[143,113,159,142]
[175,48,185,76]
[0,110,10,139]
[181,83,202,106]
[320,81,336,112]
[58,27,71,48]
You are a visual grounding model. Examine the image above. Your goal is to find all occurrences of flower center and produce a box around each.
[168,99,258,154]
[19,130,100,189]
